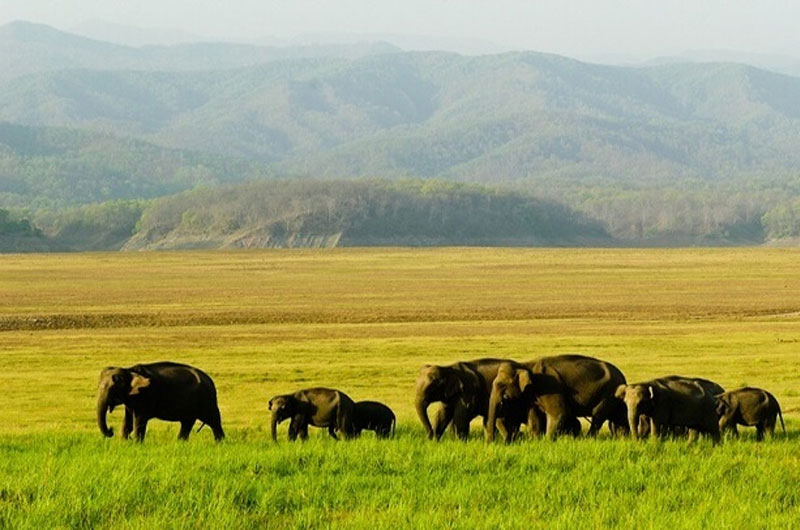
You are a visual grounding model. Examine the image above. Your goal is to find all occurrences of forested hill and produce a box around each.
[0,181,610,252]
[0,122,271,209]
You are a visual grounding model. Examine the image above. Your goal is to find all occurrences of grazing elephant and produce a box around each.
[716,387,785,440]
[353,401,396,438]
[268,388,355,441]
[415,358,510,441]
[528,355,628,436]
[96,362,224,442]
[485,361,578,442]
[616,376,721,444]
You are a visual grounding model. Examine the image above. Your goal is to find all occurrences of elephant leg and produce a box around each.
[288,416,306,441]
[122,407,133,440]
[202,406,225,441]
[497,418,519,444]
[434,405,454,441]
[328,425,340,441]
[452,405,472,441]
[494,418,511,443]
[545,413,565,440]
[687,428,699,443]
[133,415,149,442]
[588,399,613,436]
[178,419,195,441]
[527,407,546,439]
[637,416,651,438]
[764,415,776,438]
[755,423,765,442]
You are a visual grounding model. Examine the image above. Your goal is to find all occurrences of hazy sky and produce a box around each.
[2,0,799,58]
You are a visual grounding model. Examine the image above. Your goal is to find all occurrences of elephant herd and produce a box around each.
[96,355,786,444]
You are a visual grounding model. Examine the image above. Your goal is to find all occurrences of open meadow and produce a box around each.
[1,248,799,528]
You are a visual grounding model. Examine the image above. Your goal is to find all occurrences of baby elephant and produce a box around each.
[268,388,356,441]
[716,387,785,440]
[353,401,396,438]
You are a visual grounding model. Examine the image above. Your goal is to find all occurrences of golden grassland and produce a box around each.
[1,248,799,434]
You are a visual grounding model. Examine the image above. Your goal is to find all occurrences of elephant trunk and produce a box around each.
[628,409,640,440]
[96,387,114,438]
[270,411,279,442]
[486,391,501,443]
[415,393,434,440]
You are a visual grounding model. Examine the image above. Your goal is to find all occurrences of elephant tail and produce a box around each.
[196,422,206,433]
[777,403,786,434]
[391,416,396,437]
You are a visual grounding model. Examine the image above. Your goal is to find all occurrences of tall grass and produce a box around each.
[2,429,799,529]
[1,249,799,527]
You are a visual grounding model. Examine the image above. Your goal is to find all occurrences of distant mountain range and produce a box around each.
[1,21,800,250]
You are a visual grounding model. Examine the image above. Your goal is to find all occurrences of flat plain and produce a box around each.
[1,248,799,528]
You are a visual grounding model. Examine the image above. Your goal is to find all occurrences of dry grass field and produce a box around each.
[1,248,799,527]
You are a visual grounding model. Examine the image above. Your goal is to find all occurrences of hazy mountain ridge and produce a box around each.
[0,21,399,80]
[2,47,800,183]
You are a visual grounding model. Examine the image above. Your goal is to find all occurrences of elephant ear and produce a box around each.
[129,373,151,395]
[516,369,533,393]
[614,384,627,399]
[444,374,463,399]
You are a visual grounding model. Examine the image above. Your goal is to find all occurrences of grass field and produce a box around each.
[1,248,799,528]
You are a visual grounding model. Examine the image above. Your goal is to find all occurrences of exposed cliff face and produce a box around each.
[123,229,343,250]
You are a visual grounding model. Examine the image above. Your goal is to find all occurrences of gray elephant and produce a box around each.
[716,387,785,440]
[531,355,628,435]
[415,358,510,441]
[268,388,355,441]
[96,362,224,442]
[616,376,721,443]
[636,376,724,438]
[485,361,579,442]
[353,401,396,438]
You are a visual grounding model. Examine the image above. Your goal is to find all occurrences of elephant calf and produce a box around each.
[716,387,785,440]
[353,401,396,438]
[268,388,356,441]
[616,376,721,444]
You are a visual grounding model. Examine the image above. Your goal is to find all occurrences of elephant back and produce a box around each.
[529,355,626,415]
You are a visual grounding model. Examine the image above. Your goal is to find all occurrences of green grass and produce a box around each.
[2,430,799,529]
[1,248,800,527]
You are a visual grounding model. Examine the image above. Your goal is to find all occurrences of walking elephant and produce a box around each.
[636,376,724,438]
[96,361,224,442]
[268,388,355,441]
[415,358,509,441]
[616,376,721,443]
[485,361,578,442]
[353,400,396,438]
[531,355,628,436]
[716,387,785,440]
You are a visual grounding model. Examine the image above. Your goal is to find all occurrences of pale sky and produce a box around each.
[1,0,798,58]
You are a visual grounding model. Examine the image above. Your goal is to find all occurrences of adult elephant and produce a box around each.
[415,358,509,441]
[96,361,224,442]
[616,376,721,443]
[636,376,724,438]
[486,355,627,440]
[533,355,628,435]
[485,361,577,442]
